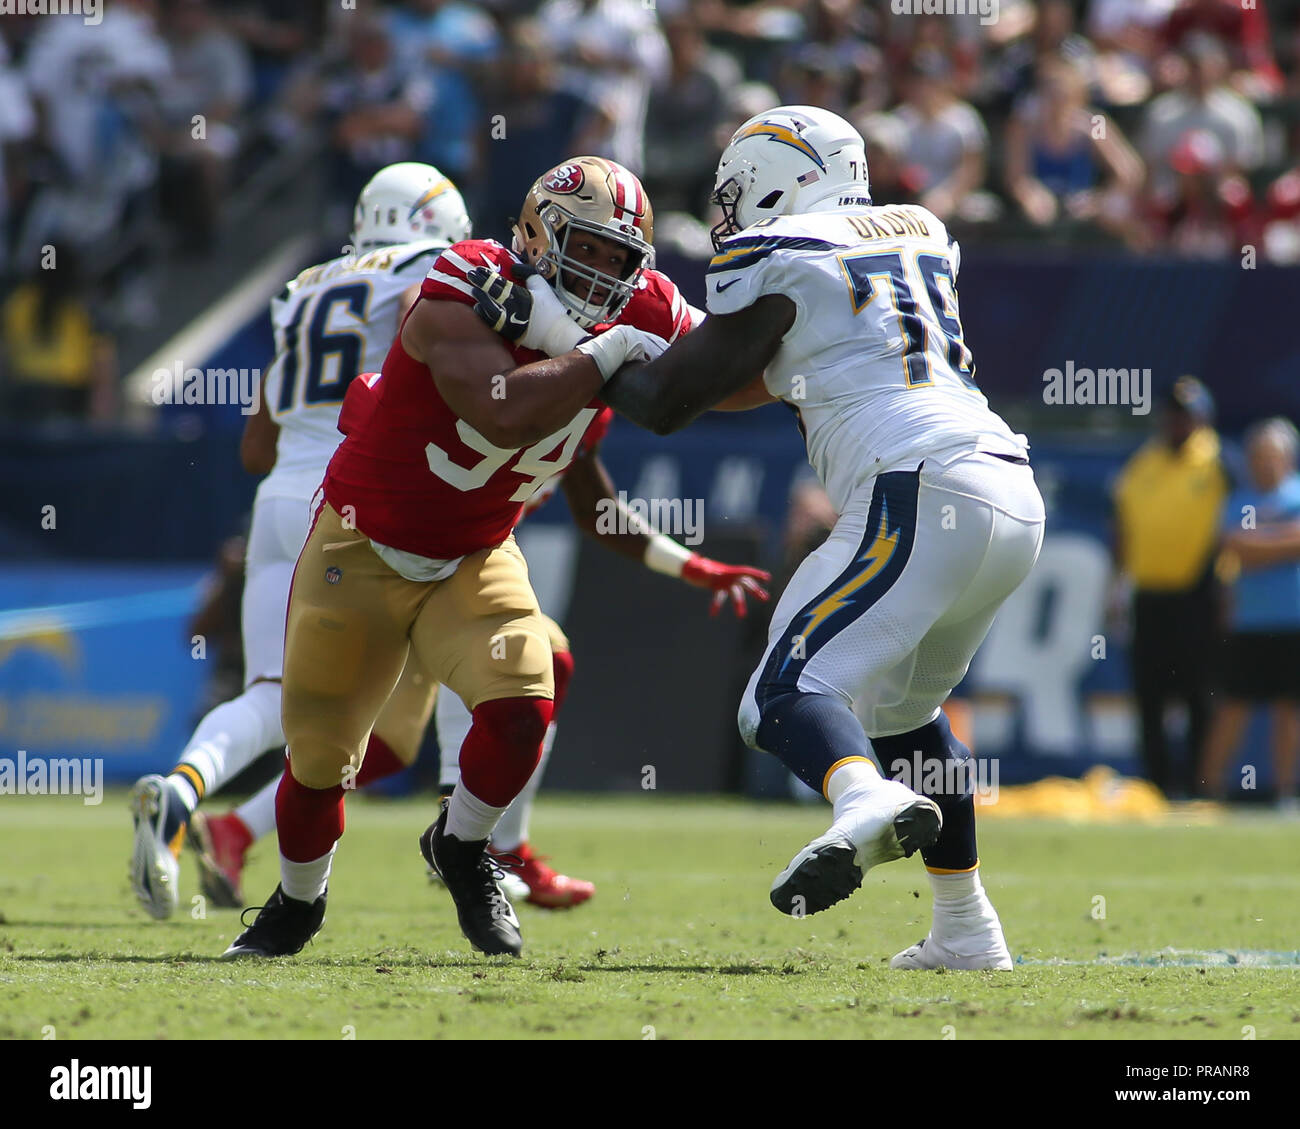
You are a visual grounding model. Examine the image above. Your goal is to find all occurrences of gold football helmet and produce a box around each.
[513,156,655,328]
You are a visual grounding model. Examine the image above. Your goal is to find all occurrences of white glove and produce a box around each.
[576,325,671,382]
[519,274,588,356]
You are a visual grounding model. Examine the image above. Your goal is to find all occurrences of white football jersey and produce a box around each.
[706,205,1027,512]
[259,239,447,499]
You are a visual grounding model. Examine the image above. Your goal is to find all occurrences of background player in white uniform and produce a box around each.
[466,107,1047,970]
[128,163,472,919]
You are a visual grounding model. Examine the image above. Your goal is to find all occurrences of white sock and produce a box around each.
[169,772,201,812]
[445,784,506,843]
[826,758,888,820]
[925,868,1007,960]
[234,775,280,840]
[279,845,334,903]
[929,868,998,934]
[491,722,554,851]
[435,689,473,790]
[930,867,981,905]
[174,681,284,800]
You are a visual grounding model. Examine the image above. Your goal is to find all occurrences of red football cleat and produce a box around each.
[188,811,254,909]
[489,842,594,909]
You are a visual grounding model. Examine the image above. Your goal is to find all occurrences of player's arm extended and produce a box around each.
[560,447,770,616]
[678,302,775,412]
[602,295,794,435]
[712,376,778,411]
[403,297,605,449]
[560,446,648,561]
[240,369,279,475]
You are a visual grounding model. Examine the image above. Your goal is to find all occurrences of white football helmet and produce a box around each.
[710,106,870,251]
[351,162,472,251]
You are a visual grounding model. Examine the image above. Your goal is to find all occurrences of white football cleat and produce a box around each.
[129,775,182,920]
[770,780,941,916]
[891,896,1012,970]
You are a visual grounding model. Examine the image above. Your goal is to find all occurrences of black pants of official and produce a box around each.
[1131,574,1221,798]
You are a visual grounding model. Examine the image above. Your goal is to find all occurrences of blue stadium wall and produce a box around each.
[2,252,1296,794]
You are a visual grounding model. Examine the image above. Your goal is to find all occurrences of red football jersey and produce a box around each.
[520,401,615,518]
[337,369,612,521]
[323,239,691,559]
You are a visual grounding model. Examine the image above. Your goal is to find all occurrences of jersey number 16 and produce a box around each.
[274,282,373,414]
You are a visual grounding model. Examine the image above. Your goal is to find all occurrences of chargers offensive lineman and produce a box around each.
[465,109,1046,970]
[128,164,473,919]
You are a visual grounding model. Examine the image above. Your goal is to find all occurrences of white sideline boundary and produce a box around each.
[1016,950,1300,969]
[124,233,316,407]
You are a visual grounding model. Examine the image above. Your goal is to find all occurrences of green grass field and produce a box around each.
[1,792,1297,1040]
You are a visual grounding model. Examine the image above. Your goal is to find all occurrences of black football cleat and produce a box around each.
[419,808,522,957]
[770,794,942,916]
[221,884,326,959]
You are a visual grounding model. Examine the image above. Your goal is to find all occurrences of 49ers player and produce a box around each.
[199,382,768,911]
[224,157,761,959]
[128,162,472,921]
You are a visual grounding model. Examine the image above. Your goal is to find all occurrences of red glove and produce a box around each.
[681,554,771,618]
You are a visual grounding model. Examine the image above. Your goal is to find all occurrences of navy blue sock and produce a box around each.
[871,711,977,871]
[754,689,873,796]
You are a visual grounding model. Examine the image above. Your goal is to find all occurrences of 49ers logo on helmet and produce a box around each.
[543,163,584,194]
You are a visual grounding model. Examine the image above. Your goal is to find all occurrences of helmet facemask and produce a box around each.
[709,157,788,252]
[534,205,652,328]
[710,177,744,253]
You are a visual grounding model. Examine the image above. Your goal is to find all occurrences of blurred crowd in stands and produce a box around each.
[4,0,1300,421]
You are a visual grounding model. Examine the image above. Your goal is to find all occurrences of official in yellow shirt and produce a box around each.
[1111,377,1228,798]
[1,257,115,421]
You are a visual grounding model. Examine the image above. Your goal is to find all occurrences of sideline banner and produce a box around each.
[0,566,209,783]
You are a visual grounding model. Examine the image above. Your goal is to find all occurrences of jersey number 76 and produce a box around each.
[838,251,977,391]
